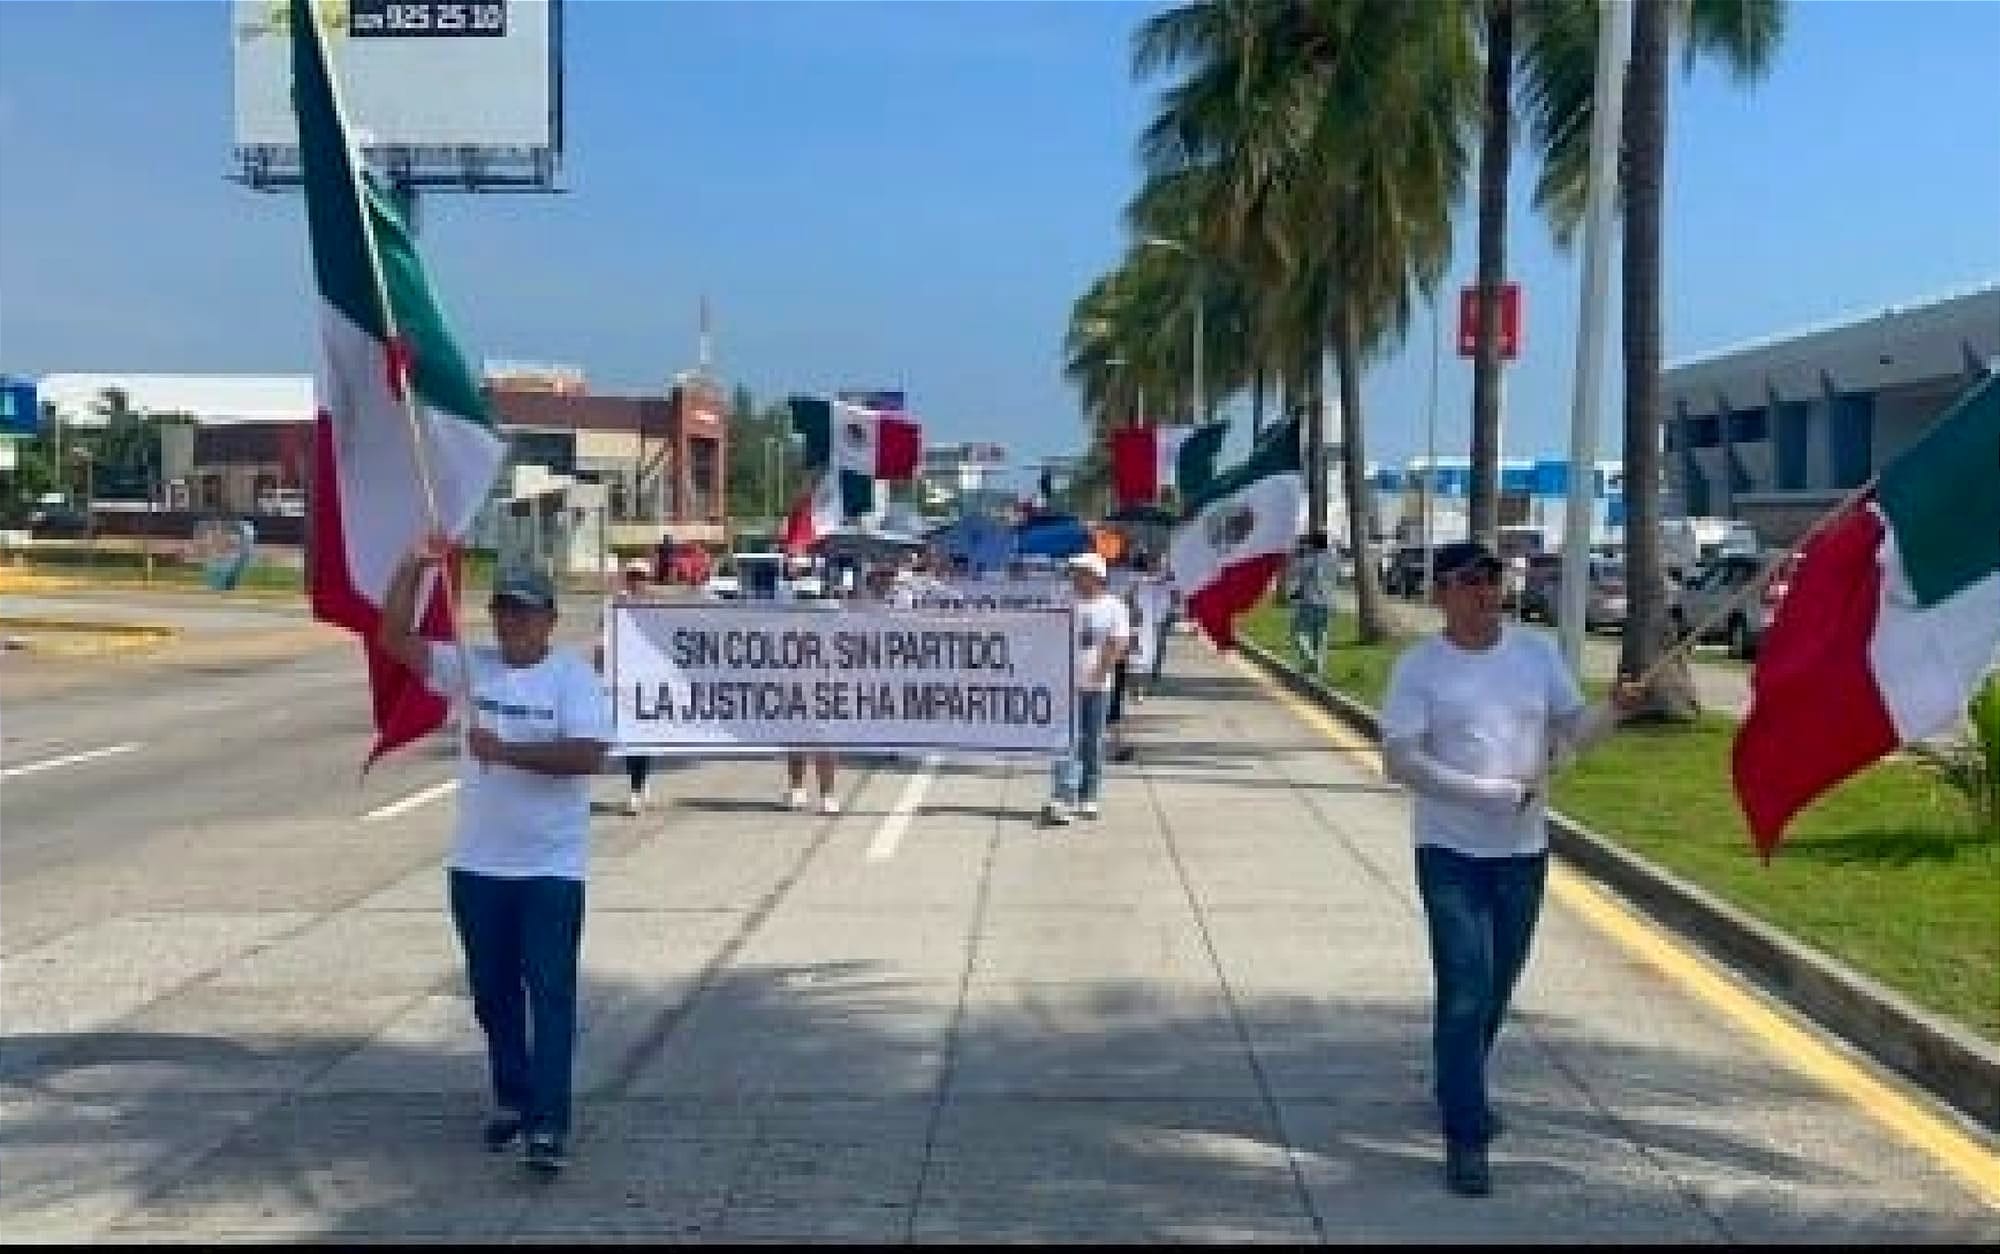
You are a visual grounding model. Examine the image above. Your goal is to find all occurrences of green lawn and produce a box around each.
[1242,597,2000,1042]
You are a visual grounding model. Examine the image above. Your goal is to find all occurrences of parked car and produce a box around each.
[1669,552,1793,659]
[1533,556,1632,633]
[1660,517,1759,584]
[1518,554,1563,622]
[1383,544,1430,597]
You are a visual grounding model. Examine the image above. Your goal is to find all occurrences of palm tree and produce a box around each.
[1466,0,1517,548]
[1523,0,1785,716]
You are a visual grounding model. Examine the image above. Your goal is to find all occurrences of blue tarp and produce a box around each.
[1013,513,1092,559]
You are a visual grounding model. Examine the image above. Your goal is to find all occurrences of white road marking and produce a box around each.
[866,755,940,862]
[363,779,459,823]
[2,743,142,779]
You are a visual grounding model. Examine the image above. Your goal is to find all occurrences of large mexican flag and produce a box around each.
[1733,374,2000,855]
[293,0,505,762]
[1168,416,1306,650]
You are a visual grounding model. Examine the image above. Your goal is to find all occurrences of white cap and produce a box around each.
[1065,552,1108,580]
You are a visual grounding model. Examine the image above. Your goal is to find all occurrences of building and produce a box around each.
[919,441,1008,513]
[1331,455,1626,551]
[31,367,730,564]
[1663,284,2000,544]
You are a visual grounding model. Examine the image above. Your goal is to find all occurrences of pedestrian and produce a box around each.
[1289,530,1338,671]
[607,559,655,816]
[1378,540,1645,1197]
[379,544,610,1175]
[775,553,842,814]
[1041,551,1131,827]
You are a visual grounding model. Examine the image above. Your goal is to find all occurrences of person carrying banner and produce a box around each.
[1042,552,1131,827]
[1378,540,1645,1197]
[380,542,610,1176]
[600,559,656,816]
[775,552,842,814]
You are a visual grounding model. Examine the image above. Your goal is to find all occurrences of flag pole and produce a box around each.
[1632,474,1880,692]
[303,10,482,722]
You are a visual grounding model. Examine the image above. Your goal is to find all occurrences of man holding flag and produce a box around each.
[288,0,607,1175]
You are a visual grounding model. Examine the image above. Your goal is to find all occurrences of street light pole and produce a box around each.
[1558,0,1633,674]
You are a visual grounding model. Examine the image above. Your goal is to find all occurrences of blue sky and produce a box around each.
[2,0,1996,488]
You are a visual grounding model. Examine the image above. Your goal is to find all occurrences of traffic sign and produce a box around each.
[1458,282,1521,360]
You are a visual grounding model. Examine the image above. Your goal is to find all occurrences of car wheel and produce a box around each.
[1727,615,1750,660]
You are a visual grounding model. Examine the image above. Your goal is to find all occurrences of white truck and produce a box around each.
[1660,517,1760,582]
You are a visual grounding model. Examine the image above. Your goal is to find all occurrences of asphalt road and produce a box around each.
[2,590,1993,1241]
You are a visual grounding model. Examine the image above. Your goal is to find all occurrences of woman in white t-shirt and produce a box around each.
[1041,552,1130,827]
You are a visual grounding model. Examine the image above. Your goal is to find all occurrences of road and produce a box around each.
[1,590,1993,1241]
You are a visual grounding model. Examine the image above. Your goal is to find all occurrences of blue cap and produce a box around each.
[491,568,557,611]
[1432,541,1502,582]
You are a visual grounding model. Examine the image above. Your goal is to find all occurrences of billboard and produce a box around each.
[0,377,39,438]
[232,0,561,190]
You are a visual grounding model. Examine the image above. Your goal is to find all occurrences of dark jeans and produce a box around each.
[1051,690,1110,805]
[448,870,586,1138]
[1414,845,1548,1147]
[625,755,651,792]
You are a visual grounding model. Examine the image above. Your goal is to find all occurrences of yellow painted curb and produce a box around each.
[1227,651,2000,1211]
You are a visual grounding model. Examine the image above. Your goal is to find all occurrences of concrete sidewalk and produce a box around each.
[2,642,1993,1242]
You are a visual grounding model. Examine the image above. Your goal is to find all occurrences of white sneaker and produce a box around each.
[818,795,842,816]
[622,791,644,817]
[1077,801,1101,819]
[786,787,809,811]
[1041,802,1073,827]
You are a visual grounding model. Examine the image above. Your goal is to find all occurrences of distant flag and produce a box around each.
[782,396,920,553]
[1112,422,1228,509]
[1733,375,2000,856]
[292,0,504,763]
[1168,418,1305,650]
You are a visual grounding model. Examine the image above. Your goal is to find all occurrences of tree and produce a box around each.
[1466,0,1517,548]
[1128,0,1473,643]
[1524,0,1785,718]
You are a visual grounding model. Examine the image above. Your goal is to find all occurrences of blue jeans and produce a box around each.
[1414,846,1548,1147]
[1292,602,1330,666]
[1050,690,1110,805]
[448,870,586,1138]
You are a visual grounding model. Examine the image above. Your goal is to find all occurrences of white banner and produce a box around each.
[904,577,1070,613]
[608,602,1075,755]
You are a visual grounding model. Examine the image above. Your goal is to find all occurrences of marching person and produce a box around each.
[1379,540,1646,1198]
[1287,530,1339,671]
[604,558,655,816]
[775,552,842,815]
[380,542,610,1176]
[1041,551,1131,827]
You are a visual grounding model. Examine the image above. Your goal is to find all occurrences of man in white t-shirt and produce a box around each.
[1379,540,1644,1198]
[1042,552,1131,827]
[380,544,610,1176]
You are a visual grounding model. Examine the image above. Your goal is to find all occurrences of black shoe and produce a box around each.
[482,1112,523,1153]
[524,1132,568,1174]
[1444,1141,1491,1197]
[1482,1108,1506,1145]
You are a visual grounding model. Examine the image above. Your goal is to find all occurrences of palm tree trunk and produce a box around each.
[1334,302,1390,644]
[1468,0,1514,550]
[1620,0,1697,720]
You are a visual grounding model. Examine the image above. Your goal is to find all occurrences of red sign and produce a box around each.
[1458,282,1522,360]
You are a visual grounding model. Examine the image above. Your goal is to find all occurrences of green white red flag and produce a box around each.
[1733,374,2000,855]
[293,0,504,763]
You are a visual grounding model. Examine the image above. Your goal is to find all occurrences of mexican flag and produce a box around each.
[293,0,504,763]
[1168,416,1306,650]
[781,396,916,552]
[1111,422,1227,508]
[1734,374,2000,856]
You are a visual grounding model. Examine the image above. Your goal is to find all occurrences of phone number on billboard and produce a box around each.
[349,1,507,37]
